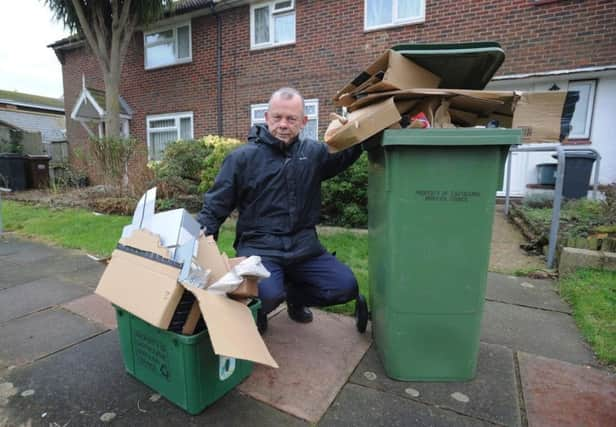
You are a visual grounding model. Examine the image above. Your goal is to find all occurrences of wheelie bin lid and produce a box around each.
[392,41,505,90]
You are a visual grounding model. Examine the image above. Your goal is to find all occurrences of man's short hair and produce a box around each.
[268,87,305,115]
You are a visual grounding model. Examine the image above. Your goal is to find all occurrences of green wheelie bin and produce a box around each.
[366,43,522,381]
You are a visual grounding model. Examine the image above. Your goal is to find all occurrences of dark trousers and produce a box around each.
[258,252,359,314]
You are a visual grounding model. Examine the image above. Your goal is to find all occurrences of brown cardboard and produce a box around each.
[196,235,229,283]
[95,232,278,368]
[334,88,567,143]
[325,97,414,152]
[182,240,259,335]
[193,289,277,367]
[512,91,567,143]
[118,229,170,258]
[333,50,441,107]
[95,248,184,328]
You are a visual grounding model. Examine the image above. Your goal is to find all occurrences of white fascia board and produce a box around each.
[71,88,105,121]
[494,65,616,81]
[119,97,134,117]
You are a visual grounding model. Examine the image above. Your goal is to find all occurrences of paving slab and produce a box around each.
[54,261,106,289]
[0,236,60,263]
[0,263,56,290]
[320,383,492,427]
[350,342,521,426]
[486,272,571,313]
[0,277,92,324]
[115,389,308,427]
[238,308,372,423]
[62,293,117,329]
[0,330,307,427]
[480,300,596,365]
[0,252,100,290]
[0,308,105,369]
[518,352,616,427]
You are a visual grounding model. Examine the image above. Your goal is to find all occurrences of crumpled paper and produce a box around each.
[207,256,270,295]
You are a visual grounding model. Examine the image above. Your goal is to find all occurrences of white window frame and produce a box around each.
[146,111,194,161]
[250,0,296,50]
[144,21,192,70]
[567,79,596,140]
[250,99,319,140]
[364,0,426,32]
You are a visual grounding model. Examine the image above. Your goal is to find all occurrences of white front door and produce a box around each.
[497,150,527,197]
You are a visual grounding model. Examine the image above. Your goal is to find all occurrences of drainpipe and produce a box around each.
[208,1,223,136]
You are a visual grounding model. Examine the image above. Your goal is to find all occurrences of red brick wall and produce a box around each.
[60,0,616,180]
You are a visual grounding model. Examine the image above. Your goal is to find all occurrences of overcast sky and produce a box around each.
[0,0,71,99]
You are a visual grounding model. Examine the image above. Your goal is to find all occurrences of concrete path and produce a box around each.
[489,205,545,275]
[1,207,615,426]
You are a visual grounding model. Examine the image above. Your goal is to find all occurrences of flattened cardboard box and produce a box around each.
[333,49,441,107]
[96,230,278,368]
[327,89,567,148]
[325,97,415,152]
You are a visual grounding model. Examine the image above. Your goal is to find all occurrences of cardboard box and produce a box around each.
[511,91,568,143]
[96,230,278,368]
[325,97,414,152]
[333,50,441,107]
[327,88,568,146]
[180,236,258,335]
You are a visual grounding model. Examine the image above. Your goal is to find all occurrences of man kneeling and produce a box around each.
[197,88,362,333]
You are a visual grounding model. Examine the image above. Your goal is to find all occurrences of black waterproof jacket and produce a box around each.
[197,124,362,261]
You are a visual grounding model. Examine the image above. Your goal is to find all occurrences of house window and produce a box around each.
[250,0,295,49]
[146,112,193,160]
[567,80,596,140]
[144,22,191,69]
[364,0,425,31]
[251,99,319,140]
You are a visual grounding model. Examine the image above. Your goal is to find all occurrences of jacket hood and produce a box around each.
[248,124,299,151]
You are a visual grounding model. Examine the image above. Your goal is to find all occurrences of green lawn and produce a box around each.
[2,201,368,315]
[2,200,130,257]
[559,269,616,366]
[559,269,616,365]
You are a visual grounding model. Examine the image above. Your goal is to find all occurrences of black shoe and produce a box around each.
[287,304,313,323]
[256,309,268,335]
[355,294,369,333]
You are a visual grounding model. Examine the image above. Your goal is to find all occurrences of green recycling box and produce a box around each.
[368,128,520,381]
[114,299,260,414]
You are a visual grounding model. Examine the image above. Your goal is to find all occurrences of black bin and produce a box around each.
[25,155,51,189]
[552,151,597,199]
[0,154,27,191]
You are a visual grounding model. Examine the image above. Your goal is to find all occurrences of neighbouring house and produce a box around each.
[50,0,616,195]
[0,89,68,179]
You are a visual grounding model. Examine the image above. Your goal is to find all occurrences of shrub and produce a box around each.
[522,194,553,209]
[198,135,243,193]
[321,153,368,228]
[150,139,212,197]
[601,183,616,224]
[88,136,140,188]
[0,129,24,154]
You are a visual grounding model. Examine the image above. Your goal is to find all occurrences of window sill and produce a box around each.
[563,138,591,145]
[250,41,295,51]
[145,58,193,71]
[364,18,425,33]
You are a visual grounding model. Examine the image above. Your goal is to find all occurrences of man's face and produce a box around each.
[265,95,308,144]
